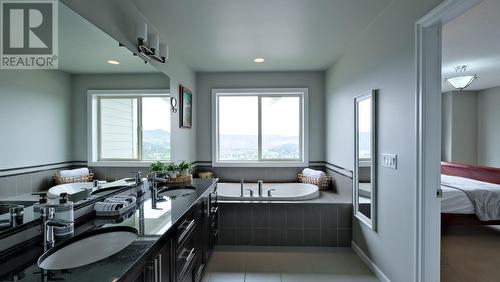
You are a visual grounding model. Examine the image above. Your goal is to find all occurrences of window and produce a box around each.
[88,90,170,165]
[212,88,308,167]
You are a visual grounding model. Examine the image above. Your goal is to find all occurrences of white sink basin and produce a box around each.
[37,227,137,270]
[47,182,93,198]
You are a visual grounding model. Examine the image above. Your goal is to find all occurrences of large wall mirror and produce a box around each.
[0,2,169,235]
[354,90,377,230]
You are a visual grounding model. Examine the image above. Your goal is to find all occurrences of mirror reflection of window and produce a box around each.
[358,97,372,160]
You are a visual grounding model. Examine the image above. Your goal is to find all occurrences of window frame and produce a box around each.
[211,88,309,167]
[88,89,170,167]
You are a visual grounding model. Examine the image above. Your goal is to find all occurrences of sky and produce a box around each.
[142,97,170,132]
[358,97,371,133]
[219,96,300,137]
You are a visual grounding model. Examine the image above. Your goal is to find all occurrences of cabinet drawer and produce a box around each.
[176,234,195,280]
[176,213,196,247]
[178,257,194,282]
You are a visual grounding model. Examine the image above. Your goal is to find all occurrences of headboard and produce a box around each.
[441,162,500,184]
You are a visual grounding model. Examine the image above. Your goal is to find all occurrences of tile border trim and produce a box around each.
[0,161,86,178]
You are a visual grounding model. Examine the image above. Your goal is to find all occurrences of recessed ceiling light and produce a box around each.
[254,58,265,63]
[107,60,120,65]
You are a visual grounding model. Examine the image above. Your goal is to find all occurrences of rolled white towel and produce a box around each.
[302,168,326,178]
[58,167,90,178]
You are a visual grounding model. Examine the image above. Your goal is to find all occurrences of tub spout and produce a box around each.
[258,180,264,197]
[240,179,244,197]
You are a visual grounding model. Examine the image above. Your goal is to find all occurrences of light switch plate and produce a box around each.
[381,153,397,169]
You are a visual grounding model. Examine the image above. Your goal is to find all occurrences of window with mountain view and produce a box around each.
[92,91,170,162]
[213,89,307,166]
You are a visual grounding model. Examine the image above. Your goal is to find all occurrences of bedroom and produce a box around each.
[440,1,500,280]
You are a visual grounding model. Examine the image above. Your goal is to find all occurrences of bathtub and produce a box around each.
[217,182,320,201]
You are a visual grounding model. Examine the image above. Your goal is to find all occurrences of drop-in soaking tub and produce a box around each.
[217,182,320,201]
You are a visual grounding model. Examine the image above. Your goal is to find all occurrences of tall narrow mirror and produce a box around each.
[354,90,377,230]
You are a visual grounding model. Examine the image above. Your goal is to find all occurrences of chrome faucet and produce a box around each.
[258,180,264,197]
[150,171,167,203]
[130,171,143,185]
[245,188,254,197]
[240,179,244,197]
[267,189,276,197]
[0,204,24,229]
[39,206,72,252]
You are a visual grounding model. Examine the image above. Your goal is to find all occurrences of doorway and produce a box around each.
[415,0,482,281]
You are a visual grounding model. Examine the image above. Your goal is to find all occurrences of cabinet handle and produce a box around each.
[154,256,159,282]
[158,254,162,282]
[180,247,195,263]
[178,219,195,243]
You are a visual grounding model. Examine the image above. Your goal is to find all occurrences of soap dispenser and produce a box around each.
[54,192,74,237]
[32,192,48,212]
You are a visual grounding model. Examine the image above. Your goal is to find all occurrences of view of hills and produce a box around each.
[141,131,301,161]
[219,134,300,160]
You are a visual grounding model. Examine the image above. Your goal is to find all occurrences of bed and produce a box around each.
[441,162,500,225]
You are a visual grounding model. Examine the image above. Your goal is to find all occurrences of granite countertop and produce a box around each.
[0,180,144,237]
[0,178,218,282]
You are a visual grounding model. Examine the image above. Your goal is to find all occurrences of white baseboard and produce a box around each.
[352,241,390,282]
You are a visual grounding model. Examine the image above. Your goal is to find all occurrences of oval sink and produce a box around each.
[37,226,137,270]
[48,182,93,198]
[159,186,196,198]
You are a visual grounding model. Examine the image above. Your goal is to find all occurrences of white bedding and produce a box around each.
[441,185,475,214]
[441,174,500,218]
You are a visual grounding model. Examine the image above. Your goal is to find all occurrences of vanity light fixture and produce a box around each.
[136,22,168,64]
[446,65,477,91]
[254,58,265,63]
[107,60,120,65]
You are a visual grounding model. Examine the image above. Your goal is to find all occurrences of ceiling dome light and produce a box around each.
[254,58,265,63]
[107,60,120,65]
[446,65,477,91]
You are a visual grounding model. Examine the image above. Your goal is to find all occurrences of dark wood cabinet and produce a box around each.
[129,239,172,282]
[125,184,218,282]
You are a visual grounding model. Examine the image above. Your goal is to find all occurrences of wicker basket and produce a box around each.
[53,170,95,185]
[298,173,331,191]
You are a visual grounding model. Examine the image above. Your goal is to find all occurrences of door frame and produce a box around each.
[415,0,482,281]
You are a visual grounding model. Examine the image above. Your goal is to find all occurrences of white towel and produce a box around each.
[58,167,90,178]
[302,168,326,179]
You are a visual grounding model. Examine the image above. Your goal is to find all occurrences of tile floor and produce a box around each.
[202,246,379,282]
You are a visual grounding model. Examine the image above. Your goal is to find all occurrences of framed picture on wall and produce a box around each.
[179,85,193,128]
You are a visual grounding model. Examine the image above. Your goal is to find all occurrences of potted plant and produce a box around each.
[149,161,166,173]
[178,161,192,176]
[166,162,179,178]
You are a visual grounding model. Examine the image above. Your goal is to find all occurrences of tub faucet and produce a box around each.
[245,188,254,197]
[39,206,72,252]
[258,180,264,197]
[240,179,244,197]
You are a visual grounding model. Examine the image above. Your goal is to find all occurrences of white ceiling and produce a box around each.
[442,0,500,92]
[130,0,392,72]
[58,3,158,74]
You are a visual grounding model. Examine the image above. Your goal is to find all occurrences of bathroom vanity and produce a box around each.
[0,178,219,282]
